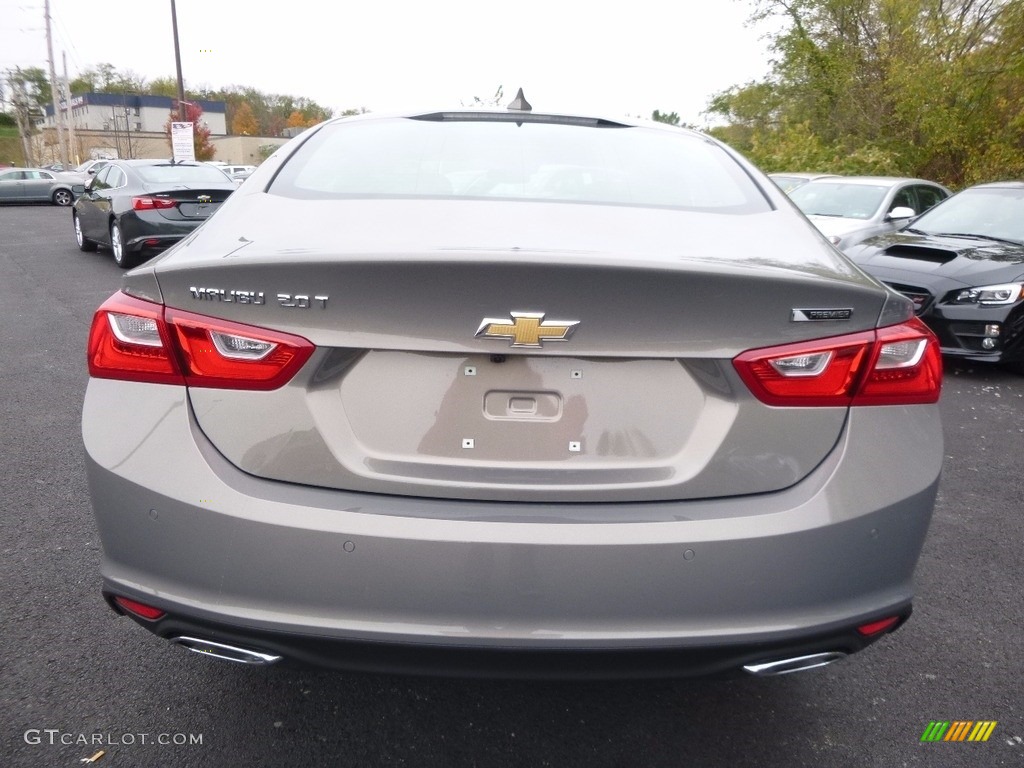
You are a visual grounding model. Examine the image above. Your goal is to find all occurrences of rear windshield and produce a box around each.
[135,165,232,184]
[269,116,770,213]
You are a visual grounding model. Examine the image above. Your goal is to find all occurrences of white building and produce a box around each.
[42,92,227,136]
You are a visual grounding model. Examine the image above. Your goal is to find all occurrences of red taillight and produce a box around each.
[87,293,181,384]
[113,596,166,621]
[132,195,177,211]
[165,307,315,390]
[734,317,942,407]
[853,319,944,405]
[87,292,314,390]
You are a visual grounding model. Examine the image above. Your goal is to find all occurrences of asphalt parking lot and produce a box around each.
[1,203,1022,767]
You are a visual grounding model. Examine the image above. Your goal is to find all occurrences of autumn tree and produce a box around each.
[232,102,259,135]
[285,109,308,128]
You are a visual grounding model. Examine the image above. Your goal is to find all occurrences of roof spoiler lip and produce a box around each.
[407,111,632,128]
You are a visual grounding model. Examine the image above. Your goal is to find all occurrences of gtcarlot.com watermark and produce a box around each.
[24,729,203,747]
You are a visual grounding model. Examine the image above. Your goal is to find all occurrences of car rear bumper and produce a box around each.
[119,213,200,253]
[83,379,942,678]
[105,593,911,679]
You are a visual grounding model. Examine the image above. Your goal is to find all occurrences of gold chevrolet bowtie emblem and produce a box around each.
[475,311,580,348]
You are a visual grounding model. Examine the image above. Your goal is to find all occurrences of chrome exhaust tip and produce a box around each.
[171,636,282,665]
[743,651,847,677]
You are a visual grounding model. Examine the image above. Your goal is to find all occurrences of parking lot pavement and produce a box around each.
[1,204,1022,767]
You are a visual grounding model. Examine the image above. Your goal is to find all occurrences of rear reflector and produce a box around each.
[88,291,313,390]
[113,596,166,621]
[857,616,901,636]
[733,317,942,406]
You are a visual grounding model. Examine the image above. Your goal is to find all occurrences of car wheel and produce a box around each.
[74,212,97,252]
[52,188,74,207]
[110,221,138,269]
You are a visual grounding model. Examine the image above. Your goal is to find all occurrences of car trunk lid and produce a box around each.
[140,197,889,502]
[140,183,233,221]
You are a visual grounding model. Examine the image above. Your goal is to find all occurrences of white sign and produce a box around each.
[171,122,196,163]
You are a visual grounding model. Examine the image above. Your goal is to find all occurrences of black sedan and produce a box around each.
[846,181,1024,371]
[72,159,236,269]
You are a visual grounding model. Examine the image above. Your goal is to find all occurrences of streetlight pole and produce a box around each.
[171,0,187,121]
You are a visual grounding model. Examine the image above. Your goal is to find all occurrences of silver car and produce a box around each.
[768,172,840,194]
[0,166,84,206]
[790,176,951,251]
[83,98,944,678]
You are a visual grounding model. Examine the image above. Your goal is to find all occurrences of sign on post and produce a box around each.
[171,122,196,163]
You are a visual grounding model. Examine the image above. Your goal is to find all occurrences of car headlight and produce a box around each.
[953,283,1023,305]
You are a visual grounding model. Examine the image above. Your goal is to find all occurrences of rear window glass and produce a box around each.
[269,116,770,213]
[134,165,232,184]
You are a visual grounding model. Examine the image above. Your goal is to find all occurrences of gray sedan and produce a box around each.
[82,99,944,678]
[0,167,84,206]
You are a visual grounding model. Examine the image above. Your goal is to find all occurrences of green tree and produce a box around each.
[8,67,50,111]
[651,110,681,125]
[709,0,1022,186]
[147,77,180,98]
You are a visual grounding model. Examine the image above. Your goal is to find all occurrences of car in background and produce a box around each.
[0,166,85,206]
[222,164,257,183]
[74,158,116,178]
[846,181,1024,372]
[82,99,943,679]
[72,159,236,268]
[768,172,840,194]
[789,176,951,251]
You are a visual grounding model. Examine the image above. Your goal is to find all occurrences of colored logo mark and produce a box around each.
[921,721,997,742]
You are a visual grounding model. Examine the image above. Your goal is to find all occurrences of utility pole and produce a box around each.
[110,106,122,159]
[44,0,69,166]
[63,52,78,165]
[123,103,134,159]
[171,0,187,121]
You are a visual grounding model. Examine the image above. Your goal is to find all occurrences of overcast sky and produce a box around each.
[1,0,780,126]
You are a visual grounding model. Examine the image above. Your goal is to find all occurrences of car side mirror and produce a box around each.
[887,206,916,220]
[84,177,95,191]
